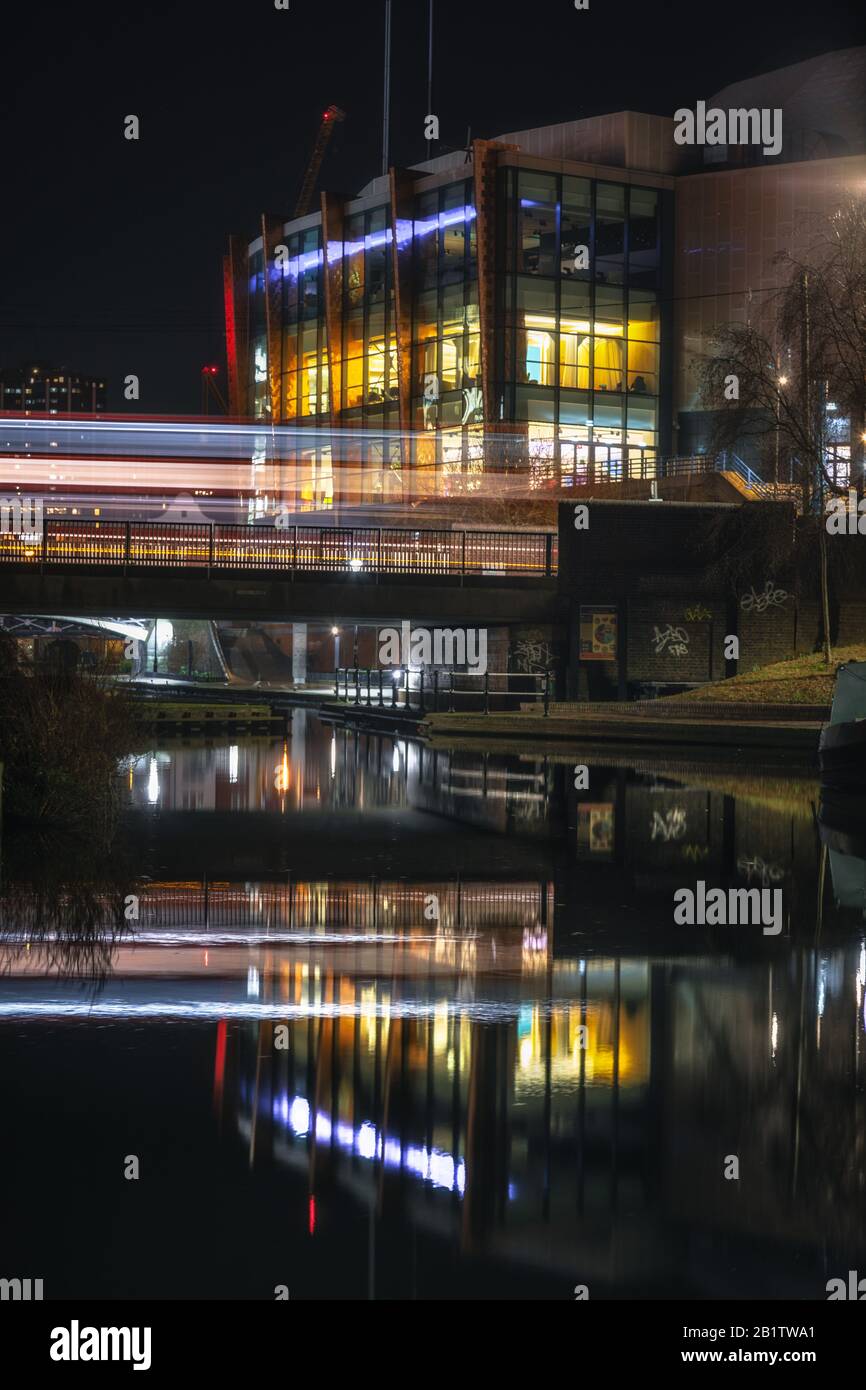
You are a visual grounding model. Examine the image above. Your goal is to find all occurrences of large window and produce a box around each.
[499,170,666,483]
[338,205,396,417]
[410,181,479,442]
[272,228,326,422]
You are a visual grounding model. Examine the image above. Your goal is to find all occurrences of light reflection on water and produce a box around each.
[0,711,864,1299]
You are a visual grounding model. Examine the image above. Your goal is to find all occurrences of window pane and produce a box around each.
[523,321,556,387]
[282,371,298,420]
[627,291,660,340]
[441,184,467,282]
[515,388,555,423]
[344,356,364,409]
[559,392,591,425]
[415,191,439,289]
[596,183,625,286]
[561,176,591,279]
[515,276,557,316]
[440,336,461,389]
[592,335,624,392]
[627,400,658,433]
[518,170,558,276]
[628,186,659,286]
[595,285,624,334]
[464,333,480,384]
[366,207,388,305]
[593,398,624,429]
[626,341,659,395]
[301,229,321,319]
[559,334,589,390]
[344,215,364,309]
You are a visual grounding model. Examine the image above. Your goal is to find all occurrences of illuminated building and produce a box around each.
[0,363,107,415]
[223,47,866,505]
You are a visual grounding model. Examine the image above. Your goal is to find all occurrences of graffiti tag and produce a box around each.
[652,624,689,658]
[513,637,554,674]
[737,854,785,886]
[740,581,790,614]
[651,808,687,842]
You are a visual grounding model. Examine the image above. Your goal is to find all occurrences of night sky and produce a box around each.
[1,0,862,413]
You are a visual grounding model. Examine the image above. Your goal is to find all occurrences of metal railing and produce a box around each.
[664,455,717,477]
[0,519,557,579]
[335,667,555,716]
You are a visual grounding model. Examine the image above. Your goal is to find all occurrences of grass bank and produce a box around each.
[667,644,866,706]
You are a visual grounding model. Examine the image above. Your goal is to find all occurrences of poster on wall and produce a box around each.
[579,605,618,661]
[577,803,616,858]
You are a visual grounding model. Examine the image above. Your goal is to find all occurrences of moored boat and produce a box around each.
[818,661,866,788]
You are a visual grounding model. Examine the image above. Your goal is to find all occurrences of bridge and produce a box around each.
[0,519,559,623]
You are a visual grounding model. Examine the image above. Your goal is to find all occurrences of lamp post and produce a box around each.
[775,374,788,485]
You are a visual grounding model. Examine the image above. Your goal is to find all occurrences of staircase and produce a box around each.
[715,453,802,508]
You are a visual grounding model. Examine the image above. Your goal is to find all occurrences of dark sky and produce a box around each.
[1,0,863,413]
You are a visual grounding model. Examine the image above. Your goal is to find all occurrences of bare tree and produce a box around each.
[697,194,866,664]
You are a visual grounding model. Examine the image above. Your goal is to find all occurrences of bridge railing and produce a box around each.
[1,519,558,578]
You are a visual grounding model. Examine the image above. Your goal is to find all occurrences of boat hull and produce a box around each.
[818,719,866,788]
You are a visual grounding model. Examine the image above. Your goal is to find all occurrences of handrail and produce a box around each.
[334,666,555,716]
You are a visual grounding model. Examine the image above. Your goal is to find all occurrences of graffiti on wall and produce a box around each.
[651,807,687,841]
[740,581,790,613]
[512,632,555,673]
[684,604,712,622]
[652,624,690,658]
[737,854,786,886]
[682,843,710,862]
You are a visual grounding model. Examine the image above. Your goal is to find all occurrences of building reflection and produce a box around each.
[200,931,865,1293]
[2,717,866,1295]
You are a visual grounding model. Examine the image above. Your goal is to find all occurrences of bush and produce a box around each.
[0,641,138,835]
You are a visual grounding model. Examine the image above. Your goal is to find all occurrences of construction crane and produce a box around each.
[294,105,346,219]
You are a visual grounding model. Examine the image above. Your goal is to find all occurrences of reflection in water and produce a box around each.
[0,711,864,1298]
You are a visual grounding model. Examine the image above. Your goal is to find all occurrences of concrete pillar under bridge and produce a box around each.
[291,623,307,686]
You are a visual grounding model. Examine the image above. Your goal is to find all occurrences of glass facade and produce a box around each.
[497,168,667,488]
[409,179,482,494]
[242,163,670,505]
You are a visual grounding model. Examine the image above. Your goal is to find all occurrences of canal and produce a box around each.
[0,711,863,1300]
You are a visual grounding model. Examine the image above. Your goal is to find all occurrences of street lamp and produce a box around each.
[774,375,789,483]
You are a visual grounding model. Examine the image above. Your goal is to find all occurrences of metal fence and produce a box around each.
[335,666,555,715]
[0,519,557,579]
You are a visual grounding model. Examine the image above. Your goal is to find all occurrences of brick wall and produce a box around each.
[737,594,798,673]
[628,598,723,684]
